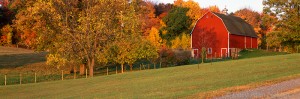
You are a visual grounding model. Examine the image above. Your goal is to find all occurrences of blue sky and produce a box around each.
[150,0,263,13]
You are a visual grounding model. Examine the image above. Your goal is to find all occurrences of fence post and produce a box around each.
[20,73,22,85]
[116,66,118,74]
[148,64,150,69]
[154,64,156,69]
[35,72,37,83]
[61,70,64,80]
[85,69,88,78]
[5,74,6,86]
[139,64,141,70]
[106,67,108,75]
[160,62,162,68]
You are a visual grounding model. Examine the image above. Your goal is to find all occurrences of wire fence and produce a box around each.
[0,63,166,86]
[1,56,233,86]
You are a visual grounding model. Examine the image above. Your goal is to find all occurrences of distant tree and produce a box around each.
[266,31,283,51]
[13,0,39,48]
[154,3,173,18]
[161,6,192,45]
[263,0,300,52]
[0,24,13,45]
[207,5,220,13]
[138,1,160,36]
[174,0,204,29]
[148,27,162,50]
[260,13,278,49]
[171,33,191,50]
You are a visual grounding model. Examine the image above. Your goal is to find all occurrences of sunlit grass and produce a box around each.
[1,53,300,98]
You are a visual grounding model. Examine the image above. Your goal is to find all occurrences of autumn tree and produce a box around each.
[14,0,141,77]
[13,0,39,48]
[171,33,191,50]
[148,27,162,50]
[174,0,204,29]
[131,1,160,36]
[154,3,173,18]
[207,5,220,13]
[0,24,13,45]
[260,13,277,49]
[263,0,300,52]
[161,6,192,45]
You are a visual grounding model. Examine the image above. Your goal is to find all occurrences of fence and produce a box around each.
[1,63,162,86]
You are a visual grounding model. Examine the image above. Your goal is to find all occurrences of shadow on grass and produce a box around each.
[0,52,47,69]
[238,49,288,59]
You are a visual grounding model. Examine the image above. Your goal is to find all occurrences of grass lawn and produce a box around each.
[239,49,288,59]
[1,53,300,98]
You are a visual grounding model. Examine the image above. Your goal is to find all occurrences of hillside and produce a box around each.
[1,54,300,98]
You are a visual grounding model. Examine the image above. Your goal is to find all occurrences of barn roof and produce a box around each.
[213,12,258,37]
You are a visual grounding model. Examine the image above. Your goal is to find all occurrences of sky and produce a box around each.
[150,0,263,13]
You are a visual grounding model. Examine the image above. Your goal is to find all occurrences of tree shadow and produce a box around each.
[0,52,47,69]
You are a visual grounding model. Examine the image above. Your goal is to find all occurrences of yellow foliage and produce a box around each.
[46,54,67,69]
[147,27,162,50]
[171,34,191,50]
[160,20,166,27]
[174,0,204,29]
[0,25,13,45]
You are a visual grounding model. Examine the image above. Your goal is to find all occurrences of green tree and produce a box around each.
[161,6,192,45]
[263,0,300,52]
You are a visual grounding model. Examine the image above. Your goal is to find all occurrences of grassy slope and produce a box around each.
[1,54,300,98]
[239,49,287,59]
[0,46,46,69]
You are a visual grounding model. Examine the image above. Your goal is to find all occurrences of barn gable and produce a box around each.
[213,13,257,38]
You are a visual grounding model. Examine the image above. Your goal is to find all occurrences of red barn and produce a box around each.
[191,11,258,58]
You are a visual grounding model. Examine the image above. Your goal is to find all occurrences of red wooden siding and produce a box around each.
[252,37,258,48]
[229,34,245,49]
[191,12,228,58]
[191,11,258,58]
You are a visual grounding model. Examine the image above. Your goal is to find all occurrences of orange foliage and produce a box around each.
[174,0,205,28]
[21,30,37,47]
[208,5,220,13]
[140,1,160,36]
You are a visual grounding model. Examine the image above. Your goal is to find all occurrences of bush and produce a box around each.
[159,47,192,67]
[159,47,176,67]
[174,49,191,66]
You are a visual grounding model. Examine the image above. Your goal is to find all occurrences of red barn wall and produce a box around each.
[246,37,252,48]
[229,34,245,49]
[252,37,258,48]
[192,12,228,58]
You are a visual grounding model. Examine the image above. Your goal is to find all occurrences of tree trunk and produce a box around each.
[130,64,133,71]
[121,64,124,73]
[73,66,77,79]
[88,58,95,77]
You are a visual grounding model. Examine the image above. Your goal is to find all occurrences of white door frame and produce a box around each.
[192,49,199,58]
[221,48,227,57]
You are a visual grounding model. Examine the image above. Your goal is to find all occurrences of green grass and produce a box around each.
[1,53,300,98]
[239,49,288,59]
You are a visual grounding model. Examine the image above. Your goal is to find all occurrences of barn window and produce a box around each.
[207,48,212,54]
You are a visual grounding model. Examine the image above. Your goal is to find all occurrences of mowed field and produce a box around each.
[1,52,300,98]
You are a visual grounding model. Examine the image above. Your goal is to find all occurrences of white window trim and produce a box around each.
[207,48,212,54]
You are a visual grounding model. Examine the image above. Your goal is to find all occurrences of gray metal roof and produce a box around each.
[213,12,258,38]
